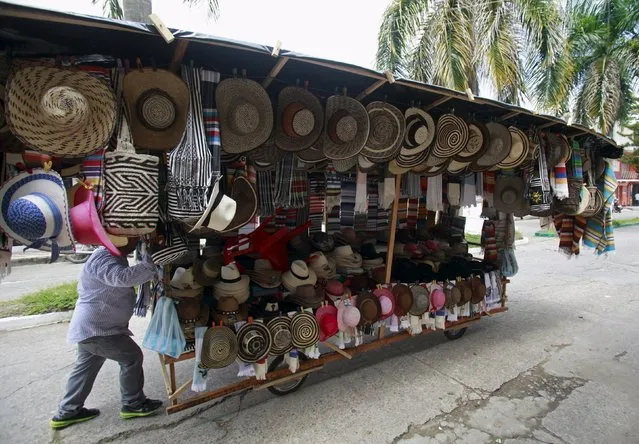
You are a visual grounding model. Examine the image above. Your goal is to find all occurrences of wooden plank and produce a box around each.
[164,351,195,364]
[148,13,174,43]
[499,111,520,122]
[168,377,194,402]
[262,57,289,89]
[538,121,560,130]
[169,40,189,73]
[322,341,352,359]
[157,354,173,398]
[423,96,453,111]
[355,78,387,101]
[254,367,324,391]
[384,174,403,283]
[169,361,177,406]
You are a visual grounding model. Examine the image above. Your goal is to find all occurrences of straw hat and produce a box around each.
[332,155,358,173]
[0,169,74,261]
[247,134,286,169]
[454,122,489,162]
[494,176,526,213]
[432,114,469,158]
[68,185,120,257]
[286,284,324,309]
[337,300,361,331]
[123,68,188,151]
[176,299,209,341]
[497,127,530,169]
[356,291,382,326]
[247,258,282,289]
[217,78,274,153]
[358,155,377,173]
[332,245,363,269]
[322,95,370,160]
[189,178,238,233]
[309,251,337,280]
[267,316,293,356]
[421,158,451,177]
[362,101,405,162]
[5,67,116,156]
[447,159,471,175]
[168,267,203,298]
[193,257,222,287]
[291,311,320,348]
[200,326,238,369]
[236,321,272,363]
[211,296,244,326]
[398,107,435,157]
[392,284,413,316]
[471,122,511,171]
[409,284,430,316]
[275,86,323,152]
[374,287,395,320]
[213,263,250,303]
[325,279,345,302]
[282,260,317,292]
[446,286,462,309]
[315,303,339,341]
[297,146,327,164]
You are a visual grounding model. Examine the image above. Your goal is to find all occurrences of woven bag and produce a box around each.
[552,178,582,214]
[102,117,159,236]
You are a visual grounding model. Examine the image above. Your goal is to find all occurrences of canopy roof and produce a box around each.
[0,1,620,157]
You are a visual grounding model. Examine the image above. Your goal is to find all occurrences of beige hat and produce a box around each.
[213,263,250,303]
[168,267,203,298]
[497,126,530,169]
[282,260,317,292]
[471,122,511,171]
[309,251,337,280]
[247,259,282,289]
[361,101,405,163]
[193,257,221,287]
[274,86,323,152]
[6,67,117,156]
[332,245,363,268]
[322,95,370,160]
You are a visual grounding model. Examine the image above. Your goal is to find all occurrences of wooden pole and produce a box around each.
[384,174,403,284]
[262,57,289,89]
[169,40,189,73]
[423,96,452,111]
[499,111,520,122]
[355,78,387,101]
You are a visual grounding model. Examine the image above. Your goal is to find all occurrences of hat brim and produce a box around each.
[275,87,323,152]
[220,177,257,233]
[497,127,530,169]
[213,275,250,303]
[0,169,74,253]
[494,177,526,213]
[69,186,121,257]
[471,122,512,170]
[322,96,370,160]
[432,114,470,158]
[281,268,318,292]
[362,102,405,162]
[201,326,238,369]
[192,258,221,287]
[454,122,489,162]
[400,108,435,157]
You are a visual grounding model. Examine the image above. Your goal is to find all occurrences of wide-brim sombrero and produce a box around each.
[236,321,272,363]
[291,311,320,348]
[220,176,257,233]
[123,68,189,151]
[0,169,74,255]
[6,67,117,157]
[332,155,358,173]
[275,86,323,152]
[217,78,274,153]
[392,284,413,316]
[267,316,294,356]
[447,159,471,175]
[200,326,239,369]
[454,122,489,162]
[399,108,435,158]
[471,122,511,171]
[362,101,405,163]
[322,95,370,160]
[247,133,286,170]
[421,158,451,177]
[494,176,526,213]
[497,126,530,169]
[432,114,469,158]
[297,146,327,164]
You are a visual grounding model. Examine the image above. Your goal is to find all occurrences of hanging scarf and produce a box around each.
[407,198,418,229]
[583,161,617,255]
[290,170,308,209]
[553,163,569,199]
[366,177,379,235]
[553,214,574,256]
[447,183,461,207]
[274,153,294,208]
[354,171,368,214]
[257,170,275,216]
[461,173,476,207]
[340,178,356,229]
[426,175,444,211]
[527,134,552,214]
[308,173,326,233]
[405,173,421,198]
[483,171,495,208]
[325,163,342,212]
[200,69,222,179]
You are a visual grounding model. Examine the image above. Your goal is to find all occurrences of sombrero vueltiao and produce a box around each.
[399,108,435,157]
[217,78,274,153]
[123,68,189,151]
[200,326,239,369]
[432,114,469,159]
[361,101,405,163]
[275,86,323,152]
[497,127,530,169]
[290,311,320,348]
[322,95,370,160]
[6,67,116,157]
[471,122,511,171]
[0,169,74,261]
[454,122,489,162]
[267,316,293,356]
[236,321,273,363]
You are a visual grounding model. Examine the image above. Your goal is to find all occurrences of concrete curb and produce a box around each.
[0,311,73,332]
[10,255,51,266]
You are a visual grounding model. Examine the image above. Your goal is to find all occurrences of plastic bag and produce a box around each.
[142,297,185,358]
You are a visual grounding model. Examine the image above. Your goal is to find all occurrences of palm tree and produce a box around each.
[531,0,639,135]
[92,0,219,22]
[376,0,562,104]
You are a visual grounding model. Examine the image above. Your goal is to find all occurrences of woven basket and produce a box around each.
[552,178,582,215]
[580,185,604,217]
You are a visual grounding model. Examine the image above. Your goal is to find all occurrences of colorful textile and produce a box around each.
[200,70,222,178]
[257,170,275,216]
[340,178,356,229]
[571,141,583,180]
[483,171,495,207]
[407,198,418,229]
[527,134,552,214]
[325,163,341,212]
[583,161,617,255]
[308,173,326,233]
[290,171,308,209]
[553,163,569,199]
[366,178,379,235]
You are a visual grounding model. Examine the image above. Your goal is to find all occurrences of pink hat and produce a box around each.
[430,287,446,311]
[325,279,344,300]
[315,303,338,341]
[373,287,395,320]
[337,300,360,332]
[69,186,121,256]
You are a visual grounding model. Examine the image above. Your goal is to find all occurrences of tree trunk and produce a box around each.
[122,0,152,23]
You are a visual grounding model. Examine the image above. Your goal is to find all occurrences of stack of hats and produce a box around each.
[169,267,204,298]
[286,283,323,309]
[333,227,361,251]
[193,257,221,288]
[331,245,363,275]
[309,251,337,280]
[175,297,209,342]
[247,259,282,289]
[282,260,317,293]
[310,232,334,253]
[213,263,250,303]
[360,243,384,271]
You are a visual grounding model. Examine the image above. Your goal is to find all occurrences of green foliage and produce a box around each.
[612,217,639,228]
[92,0,219,20]
[0,282,78,318]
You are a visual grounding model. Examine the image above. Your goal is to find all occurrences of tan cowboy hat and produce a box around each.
[247,258,282,289]
[282,260,317,292]
[123,68,189,151]
[494,176,526,213]
[497,127,530,169]
[6,67,117,157]
[213,263,250,303]
[275,86,323,152]
[432,114,469,159]
[217,78,274,153]
[322,95,370,160]
[362,101,405,163]
[471,122,511,171]
[193,257,221,287]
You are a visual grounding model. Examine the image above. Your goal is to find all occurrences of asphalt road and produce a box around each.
[0,228,638,443]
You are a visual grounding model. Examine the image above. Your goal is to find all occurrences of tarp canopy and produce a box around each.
[0,1,620,157]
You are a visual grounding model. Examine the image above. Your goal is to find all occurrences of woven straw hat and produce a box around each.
[5,67,116,157]
[322,95,370,160]
[454,122,489,162]
[236,321,272,363]
[297,146,326,164]
[200,326,238,369]
[470,276,486,304]
[447,159,471,175]
[409,284,430,316]
[362,102,405,162]
[332,155,358,172]
[497,127,530,169]
[267,316,293,356]
[275,86,323,152]
[400,108,435,157]
[432,114,469,158]
[282,260,317,292]
[247,258,282,289]
[217,78,274,153]
[193,257,221,287]
[309,251,337,280]
[291,311,320,348]
[494,176,526,213]
[471,122,511,171]
[213,263,250,303]
[247,134,286,170]
[123,68,188,151]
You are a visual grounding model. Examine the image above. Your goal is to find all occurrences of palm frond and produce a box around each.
[376,0,430,75]
[92,0,123,19]
[182,0,220,21]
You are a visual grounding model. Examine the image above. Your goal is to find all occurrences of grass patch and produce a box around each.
[0,281,78,318]
[465,230,523,245]
[612,217,639,228]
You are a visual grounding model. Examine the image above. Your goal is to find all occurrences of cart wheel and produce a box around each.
[267,354,309,396]
[443,327,467,340]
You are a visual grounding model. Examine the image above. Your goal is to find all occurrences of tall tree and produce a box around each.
[531,0,639,135]
[376,0,562,104]
[92,0,220,22]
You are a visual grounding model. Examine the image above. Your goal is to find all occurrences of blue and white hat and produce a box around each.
[0,169,74,262]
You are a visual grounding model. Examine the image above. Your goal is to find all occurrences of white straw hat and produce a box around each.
[213,263,250,303]
[282,260,317,292]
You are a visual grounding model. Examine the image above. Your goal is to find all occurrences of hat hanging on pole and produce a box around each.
[361,101,405,163]
[453,122,489,162]
[216,76,274,153]
[471,122,512,171]
[5,67,117,157]
[494,176,526,213]
[497,126,530,169]
[322,93,370,160]
[275,85,323,152]
[123,67,189,151]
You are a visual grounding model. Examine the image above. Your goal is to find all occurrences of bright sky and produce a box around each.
[12,0,390,69]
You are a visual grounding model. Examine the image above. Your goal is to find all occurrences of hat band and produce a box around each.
[291,269,310,280]
[221,275,242,284]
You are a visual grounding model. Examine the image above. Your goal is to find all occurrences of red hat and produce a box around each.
[69,185,121,256]
[315,303,338,341]
[373,286,395,320]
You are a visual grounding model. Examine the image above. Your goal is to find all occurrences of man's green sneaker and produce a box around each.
[120,398,163,419]
[50,408,100,429]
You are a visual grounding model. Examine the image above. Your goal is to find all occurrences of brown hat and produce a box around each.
[457,279,473,305]
[176,298,209,341]
[275,86,323,152]
[409,284,430,316]
[287,284,323,309]
[356,291,382,326]
[454,122,489,162]
[362,101,405,163]
[193,257,221,287]
[470,277,486,304]
[322,95,370,160]
[211,296,245,326]
[247,259,282,289]
[471,122,511,171]
[392,284,413,316]
[220,176,258,233]
[123,68,189,151]
[432,114,469,158]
